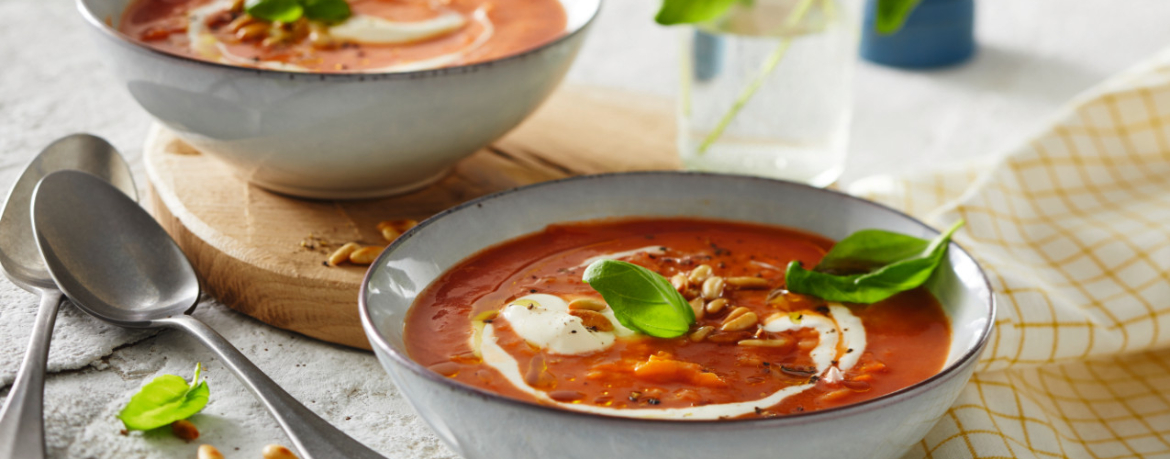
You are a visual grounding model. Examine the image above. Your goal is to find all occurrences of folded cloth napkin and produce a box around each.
[851,48,1170,459]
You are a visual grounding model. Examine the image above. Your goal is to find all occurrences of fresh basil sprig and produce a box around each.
[785,220,965,304]
[117,363,210,431]
[246,0,351,23]
[874,0,923,34]
[301,0,352,22]
[583,260,695,338]
[655,0,923,34]
[655,0,739,25]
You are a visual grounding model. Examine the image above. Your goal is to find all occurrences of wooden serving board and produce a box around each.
[146,86,678,349]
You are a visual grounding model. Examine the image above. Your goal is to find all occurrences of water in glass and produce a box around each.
[679,0,859,187]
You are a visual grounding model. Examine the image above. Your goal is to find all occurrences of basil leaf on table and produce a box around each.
[302,0,352,22]
[583,260,695,338]
[874,0,924,34]
[246,0,304,23]
[117,363,210,431]
[785,220,965,304]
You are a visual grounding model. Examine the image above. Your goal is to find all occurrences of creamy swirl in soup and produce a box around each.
[118,0,567,72]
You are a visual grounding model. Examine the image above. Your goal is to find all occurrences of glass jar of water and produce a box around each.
[679,0,859,187]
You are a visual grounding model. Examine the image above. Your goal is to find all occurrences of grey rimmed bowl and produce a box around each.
[77,0,600,199]
[360,172,995,459]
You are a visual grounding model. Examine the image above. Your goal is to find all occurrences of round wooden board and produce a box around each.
[145,86,677,349]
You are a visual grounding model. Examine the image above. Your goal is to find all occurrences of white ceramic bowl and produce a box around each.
[361,172,996,459]
[77,0,600,199]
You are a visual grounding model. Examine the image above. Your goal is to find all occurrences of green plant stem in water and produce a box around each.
[695,0,820,155]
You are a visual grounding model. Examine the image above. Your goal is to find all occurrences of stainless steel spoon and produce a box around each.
[0,135,137,459]
[30,170,385,459]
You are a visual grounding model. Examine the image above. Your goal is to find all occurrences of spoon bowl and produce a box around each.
[0,134,136,459]
[0,134,137,290]
[31,170,385,459]
[32,169,196,327]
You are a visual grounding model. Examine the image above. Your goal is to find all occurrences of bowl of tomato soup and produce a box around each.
[361,172,995,459]
[77,0,599,198]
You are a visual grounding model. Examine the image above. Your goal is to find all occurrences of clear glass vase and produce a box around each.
[678,0,859,187]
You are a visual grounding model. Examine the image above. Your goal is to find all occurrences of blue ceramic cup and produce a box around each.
[860,0,975,68]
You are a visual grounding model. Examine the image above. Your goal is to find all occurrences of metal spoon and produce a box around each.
[30,170,385,459]
[0,134,137,459]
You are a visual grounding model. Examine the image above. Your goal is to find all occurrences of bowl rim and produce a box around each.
[359,171,996,425]
[75,0,601,80]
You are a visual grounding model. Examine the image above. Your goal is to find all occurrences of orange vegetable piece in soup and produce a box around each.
[404,218,952,419]
[118,0,567,72]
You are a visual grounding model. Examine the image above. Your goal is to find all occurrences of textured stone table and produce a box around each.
[3,0,1170,457]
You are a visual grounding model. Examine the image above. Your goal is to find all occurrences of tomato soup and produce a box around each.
[118,0,567,72]
[404,218,951,419]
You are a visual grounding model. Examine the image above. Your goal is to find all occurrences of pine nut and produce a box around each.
[689,325,714,342]
[236,22,269,41]
[725,306,751,321]
[288,17,310,41]
[377,219,418,243]
[688,297,705,320]
[380,227,400,242]
[671,272,688,292]
[198,445,224,459]
[687,264,712,284]
[721,311,758,331]
[570,310,614,332]
[701,276,724,300]
[683,288,700,300]
[705,298,729,314]
[262,444,300,459]
[309,22,336,49]
[726,276,769,289]
[170,419,199,441]
[568,298,606,311]
[348,246,383,265]
[327,242,360,266]
[226,14,256,32]
[738,338,792,347]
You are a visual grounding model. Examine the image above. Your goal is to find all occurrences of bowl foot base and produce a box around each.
[248,168,453,200]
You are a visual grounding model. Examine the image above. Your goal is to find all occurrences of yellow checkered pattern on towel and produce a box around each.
[850,49,1170,459]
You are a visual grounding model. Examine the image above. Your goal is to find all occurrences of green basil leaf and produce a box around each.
[583,260,695,338]
[117,363,210,431]
[302,0,351,22]
[813,229,932,273]
[874,0,923,35]
[246,0,304,23]
[785,220,964,303]
[655,0,738,25]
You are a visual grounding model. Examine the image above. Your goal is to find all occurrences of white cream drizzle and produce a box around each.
[478,298,869,419]
[577,246,668,268]
[829,303,866,371]
[497,294,634,355]
[183,1,494,73]
[362,6,493,73]
[761,312,839,372]
[329,11,466,44]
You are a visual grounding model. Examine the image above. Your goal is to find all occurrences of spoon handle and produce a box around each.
[156,315,385,459]
[0,289,63,459]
